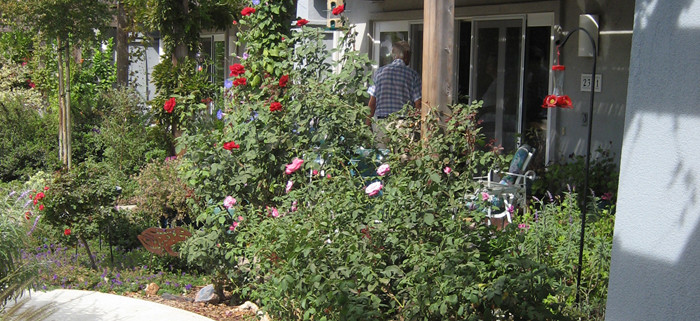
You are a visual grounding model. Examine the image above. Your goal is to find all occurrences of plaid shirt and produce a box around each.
[368,59,422,118]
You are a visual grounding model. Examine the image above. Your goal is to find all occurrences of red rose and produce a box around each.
[332,4,344,15]
[44,186,49,191]
[64,228,71,236]
[35,192,45,200]
[25,212,31,220]
[233,77,247,86]
[33,199,38,205]
[163,97,176,113]
[296,19,309,27]
[229,63,245,77]
[269,102,283,112]
[241,7,255,16]
[279,75,289,87]
[223,141,240,150]
[39,204,44,211]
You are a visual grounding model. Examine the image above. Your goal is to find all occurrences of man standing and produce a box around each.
[367,41,422,147]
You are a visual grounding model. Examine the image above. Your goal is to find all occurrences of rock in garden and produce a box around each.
[145,283,159,296]
[194,284,220,304]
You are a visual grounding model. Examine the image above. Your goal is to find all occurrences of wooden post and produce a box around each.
[421,0,454,139]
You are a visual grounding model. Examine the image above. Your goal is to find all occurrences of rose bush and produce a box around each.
[177,1,570,320]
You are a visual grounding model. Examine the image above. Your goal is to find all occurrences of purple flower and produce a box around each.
[224,79,233,89]
[251,0,260,5]
[216,109,224,120]
[27,215,41,236]
[242,53,249,60]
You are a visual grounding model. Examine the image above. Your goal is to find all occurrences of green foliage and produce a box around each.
[0,0,111,45]
[71,38,118,108]
[175,5,571,319]
[533,145,619,202]
[132,157,193,224]
[124,0,243,56]
[41,161,120,244]
[0,172,51,310]
[152,57,217,136]
[517,192,615,320]
[0,90,59,182]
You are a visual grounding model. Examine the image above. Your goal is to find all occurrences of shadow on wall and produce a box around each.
[607,215,700,320]
[607,0,700,320]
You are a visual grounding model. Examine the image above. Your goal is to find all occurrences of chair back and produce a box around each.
[501,144,535,185]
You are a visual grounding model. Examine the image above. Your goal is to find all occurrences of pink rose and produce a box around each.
[291,200,298,212]
[365,181,383,197]
[269,207,280,218]
[223,196,237,209]
[312,169,319,176]
[238,216,244,221]
[376,164,390,176]
[481,192,490,201]
[285,158,304,175]
[229,221,239,231]
[443,166,452,175]
[285,180,293,194]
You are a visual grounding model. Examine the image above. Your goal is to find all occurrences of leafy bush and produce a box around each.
[533,145,619,203]
[132,157,193,225]
[0,96,58,182]
[176,3,573,320]
[518,192,615,320]
[41,161,121,269]
[0,171,51,309]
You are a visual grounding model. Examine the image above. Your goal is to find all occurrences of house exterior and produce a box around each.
[324,0,635,170]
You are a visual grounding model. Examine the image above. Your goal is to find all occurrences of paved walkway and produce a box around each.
[5,289,214,321]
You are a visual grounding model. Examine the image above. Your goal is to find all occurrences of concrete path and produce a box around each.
[5,289,215,321]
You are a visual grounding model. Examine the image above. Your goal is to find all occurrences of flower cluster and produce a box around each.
[163,97,176,113]
[269,101,283,112]
[223,141,240,150]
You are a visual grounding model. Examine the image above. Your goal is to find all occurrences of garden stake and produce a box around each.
[550,27,597,305]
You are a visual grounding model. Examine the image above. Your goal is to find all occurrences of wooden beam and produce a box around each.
[421,0,454,138]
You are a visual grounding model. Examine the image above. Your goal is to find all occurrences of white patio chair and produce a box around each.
[469,144,536,226]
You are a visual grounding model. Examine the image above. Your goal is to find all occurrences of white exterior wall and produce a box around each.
[605,1,700,320]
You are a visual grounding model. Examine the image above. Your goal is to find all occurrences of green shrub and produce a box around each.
[132,157,193,225]
[533,145,619,203]
[41,161,121,269]
[518,192,615,320]
[178,3,570,320]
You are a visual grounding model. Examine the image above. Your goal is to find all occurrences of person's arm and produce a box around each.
[367,96,377,127]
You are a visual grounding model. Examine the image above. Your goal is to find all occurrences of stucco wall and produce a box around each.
[605,1,700,320]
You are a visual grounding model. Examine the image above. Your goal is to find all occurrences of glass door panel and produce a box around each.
[471,19,524,152]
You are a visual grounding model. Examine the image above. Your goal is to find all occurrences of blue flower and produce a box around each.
[217,109,224,120]
[224,79,233,89]
[252,0,260,5]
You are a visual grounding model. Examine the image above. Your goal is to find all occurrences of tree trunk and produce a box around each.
[57,37,67,168]
[79,234,98,270]
[171,0,189,65]
[65,41,72,169]
[116,0,129,85]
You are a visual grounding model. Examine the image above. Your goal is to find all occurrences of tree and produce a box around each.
[0,0,112,169]
[124,0,243,64]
